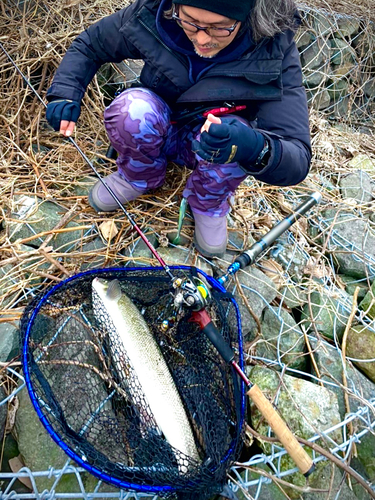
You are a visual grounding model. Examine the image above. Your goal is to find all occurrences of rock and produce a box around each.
[364,78,375,98]
[113,60,144,87]
[320,211,375,280]
[300,38,330,71]
[278,283,308,309]
[247,366,342,494]
[337,16,361,38]
[303,463,362,500]
[271,241,309,282]
[327,73,350,102]
[306,88,331,111]
[236,463,291,499]
[228,266,278,339]
[79,237,107,270]
[0,322,19,362]
[339,274,369,301]
[359,279,375,319]
[301,289,352,340]
[330,38,356,66]
[123,230,160,262]
[71,176,97,197]
[309,337,375,419]
[348,154,375,174]
[303,68,327,88]
[255,307,307,371]
[154,246,213,276]
[346,325,375,382]
[310,11,333,36]
[14,384,83,493]
[339,170,374,203]
[296,29,314,50]
[8,196,86,251]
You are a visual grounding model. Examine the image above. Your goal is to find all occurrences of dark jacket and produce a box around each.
[47,0,311,186]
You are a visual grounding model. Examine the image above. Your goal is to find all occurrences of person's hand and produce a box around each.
[46,99,81,136]
[193,113,265,165]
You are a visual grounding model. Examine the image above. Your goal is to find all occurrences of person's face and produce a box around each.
[176,5,242,58]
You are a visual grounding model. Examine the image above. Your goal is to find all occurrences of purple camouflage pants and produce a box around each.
[104,88,248,217]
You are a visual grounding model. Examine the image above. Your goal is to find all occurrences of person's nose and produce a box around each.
[195,28,213,45]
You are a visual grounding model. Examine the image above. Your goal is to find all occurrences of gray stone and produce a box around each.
[353,32,375,70]
[303,68,327,88]
[272,242,309,282]
[229,267,279,339]
[339,274,369,301]
[237,463,291,499]
[309,337,375,419]
[303,463,362,500]
[301,289,352,341]
[327,74,350,103]
[337,17,361,38]
[348,154,375,175]
[71,176,97,197]
[359,279,375,319]
[300,39,330,71]
[278,283,308,309]
[306,88,331,111]
[310,11,334,36]
[8,196,87,251]
[79,237,107,270]
[14,382,119,494]
[0,322,19,362]
[346,325,375,383]
[256,307,307,371]
[364,78,375,98]
[123,230,160,262]
[339,170,374,204]
[320,211,375,280]
[330,38,356,66]
[247,366,342,492]
[296,29,314,50]
[113,60,144,87]
[154,246,213,276]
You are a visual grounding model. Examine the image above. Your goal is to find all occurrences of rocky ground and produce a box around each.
[1,0,375,499]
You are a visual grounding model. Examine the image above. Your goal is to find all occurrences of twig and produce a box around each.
[341,286,360,457]
[243,426,375,499]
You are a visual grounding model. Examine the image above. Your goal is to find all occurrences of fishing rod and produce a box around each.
[2,40,318,476]
[0,41,175,282]
[190,191,322,478]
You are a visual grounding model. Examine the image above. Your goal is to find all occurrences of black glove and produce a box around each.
[46,99,81,131]
[193,119,265,165]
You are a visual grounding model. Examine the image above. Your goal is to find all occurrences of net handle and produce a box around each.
[246,384,314,476]
[192,310,315,477]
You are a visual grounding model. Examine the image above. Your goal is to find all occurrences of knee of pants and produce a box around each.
[104,88,172,154]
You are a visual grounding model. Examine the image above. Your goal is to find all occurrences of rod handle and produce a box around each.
[247,383,315,477]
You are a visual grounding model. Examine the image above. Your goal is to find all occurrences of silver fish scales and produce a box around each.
[92,277,200,469]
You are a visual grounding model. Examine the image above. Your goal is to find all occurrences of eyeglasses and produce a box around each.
[172,9,240,38]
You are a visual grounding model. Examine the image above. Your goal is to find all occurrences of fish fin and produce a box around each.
[106,279,122,302]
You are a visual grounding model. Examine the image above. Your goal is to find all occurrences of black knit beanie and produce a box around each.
[172,0,254,22]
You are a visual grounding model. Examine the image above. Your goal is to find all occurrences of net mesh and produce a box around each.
[19,267,245,499]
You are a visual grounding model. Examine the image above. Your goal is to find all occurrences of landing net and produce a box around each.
[20,266,245,499]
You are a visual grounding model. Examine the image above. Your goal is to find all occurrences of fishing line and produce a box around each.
[0,41,175,281]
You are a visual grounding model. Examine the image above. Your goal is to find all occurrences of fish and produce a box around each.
[91,277,200,468]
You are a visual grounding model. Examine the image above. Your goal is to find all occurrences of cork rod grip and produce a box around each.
[247,383,314,476]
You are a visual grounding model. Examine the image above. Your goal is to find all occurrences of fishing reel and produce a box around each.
[172,276,211,312]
